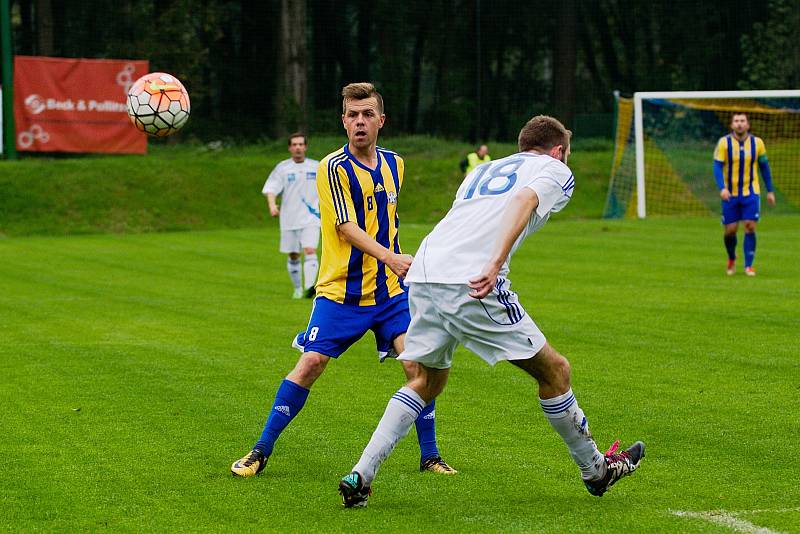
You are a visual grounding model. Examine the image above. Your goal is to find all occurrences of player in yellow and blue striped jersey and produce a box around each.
[231,83,456,478]
[713,112,776,276]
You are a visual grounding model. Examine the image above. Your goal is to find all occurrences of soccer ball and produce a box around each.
[126,72,190,137]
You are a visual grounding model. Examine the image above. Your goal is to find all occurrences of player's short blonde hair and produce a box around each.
[518,115,571,152]
[342,82,384,114]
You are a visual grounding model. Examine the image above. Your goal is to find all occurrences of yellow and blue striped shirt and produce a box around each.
[315,145,405,306]
[714,134,767,196]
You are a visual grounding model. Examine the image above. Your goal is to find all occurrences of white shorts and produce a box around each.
[397,279,546,369]
[280,226,320,254]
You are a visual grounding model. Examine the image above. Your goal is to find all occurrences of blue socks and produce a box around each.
[254,379,310,456]
[724,234,737,261]
[744,232,756,267]
[415,400,440,461]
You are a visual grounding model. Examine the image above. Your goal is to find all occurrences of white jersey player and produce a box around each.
[262,133,321,299]
[339,116,645,508]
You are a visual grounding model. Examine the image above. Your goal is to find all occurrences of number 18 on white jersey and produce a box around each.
[406,152,574,284]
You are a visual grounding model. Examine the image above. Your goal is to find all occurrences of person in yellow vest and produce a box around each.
[460,144,491,174]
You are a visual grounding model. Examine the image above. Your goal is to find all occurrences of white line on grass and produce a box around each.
[734,507,800,516]
[671,509,794,534]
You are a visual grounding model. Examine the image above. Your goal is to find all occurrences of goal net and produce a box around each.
[604,90,800,218]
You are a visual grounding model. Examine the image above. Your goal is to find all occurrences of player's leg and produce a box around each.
[281,228,303,298]
[300,225,320,297]
[510,345,606,477]
[722,196,740,275]
[232,298,365,477]
[723,222,739,275]
[743,220,757,274]
[742,195,760,275]
[396,338,457,474]
[231,351,328,477]
[341,364,450,507]
[510,344,644,496]
[451,278,644,496]
[341,284,457,506]
[375,293,456,474]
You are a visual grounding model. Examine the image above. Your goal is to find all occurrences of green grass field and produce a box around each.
[2,216,799,532]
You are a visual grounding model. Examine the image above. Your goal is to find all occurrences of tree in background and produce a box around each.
[6,0,783,141]
[739,0,800,90]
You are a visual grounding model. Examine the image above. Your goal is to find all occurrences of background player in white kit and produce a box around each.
[262,133,321,298]
[339,116,645,507]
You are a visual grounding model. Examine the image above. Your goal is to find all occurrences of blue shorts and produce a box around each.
[721,195,760,224]
[301,292,410,358]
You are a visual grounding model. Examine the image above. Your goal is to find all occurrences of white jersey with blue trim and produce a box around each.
[262,158,321,230]
[406,152,574,284]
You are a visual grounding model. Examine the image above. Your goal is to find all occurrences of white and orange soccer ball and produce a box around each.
[126,72,190,137]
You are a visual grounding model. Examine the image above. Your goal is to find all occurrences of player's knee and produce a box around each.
[744,221,756,233]
[289,352,329,386]
[551,355,571,388]
[408,367,445,403]
[401,360,420,380]
[288,252,301,260]
[534,346,571,390]
[303,247,316,256]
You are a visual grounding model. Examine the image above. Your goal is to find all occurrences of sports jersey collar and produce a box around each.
[344,144,382,174]
[519,151,554,160]
[730,133,750,145]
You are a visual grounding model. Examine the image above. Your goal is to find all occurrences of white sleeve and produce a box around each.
[525,162,574,217]
[262,166,283,196]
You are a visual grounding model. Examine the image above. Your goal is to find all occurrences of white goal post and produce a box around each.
[632,90,800,218]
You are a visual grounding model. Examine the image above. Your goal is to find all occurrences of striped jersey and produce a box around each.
[713,134,767,196]
[315,145,405,306]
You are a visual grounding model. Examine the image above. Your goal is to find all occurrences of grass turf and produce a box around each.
[1,216,798,532]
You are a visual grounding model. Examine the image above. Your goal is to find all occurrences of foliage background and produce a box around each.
[5,0,800,142]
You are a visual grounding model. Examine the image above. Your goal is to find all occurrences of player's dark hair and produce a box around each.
[288,132,307,145]
[731,112,749,122]
[518,115,571,152]
[342,82,384,114]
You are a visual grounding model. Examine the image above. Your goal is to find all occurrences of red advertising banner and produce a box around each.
[14,56,149,154]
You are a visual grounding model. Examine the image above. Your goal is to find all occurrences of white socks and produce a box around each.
[303,253,318,290]
[540,388,606,481]
[287,258,302,290]
[353,386,424,485]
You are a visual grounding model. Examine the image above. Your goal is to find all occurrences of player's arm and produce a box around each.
[324,161,412,278]
[757,140,776,206]
[713,140,730,201]
[338,222,413,278]
[467,187,539,299]
[262,168,282,217]
[266,193,280,217]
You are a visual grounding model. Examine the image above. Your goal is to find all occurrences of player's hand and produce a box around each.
[767,192,776,206]
[468,263,500,299]
[270,206,280,217]
[385,253,413,278]
[720,188,731,201]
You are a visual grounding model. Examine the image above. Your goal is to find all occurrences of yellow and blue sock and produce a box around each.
[744,232,756,268]
[415,400,440,461]
[254,379,309,456]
